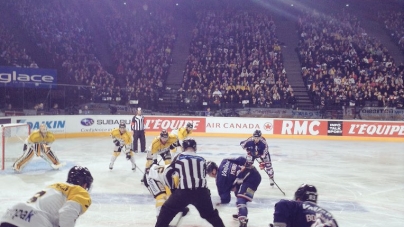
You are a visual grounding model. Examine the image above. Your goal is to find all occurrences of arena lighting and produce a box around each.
[346,4,349,7]
[176,3,179,6]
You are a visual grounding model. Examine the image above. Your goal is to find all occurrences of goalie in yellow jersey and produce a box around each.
[0,165,93,227]
[170,122,193,158]
[13,124,63,172]
[109,123,136,171]
[143,129,184,218]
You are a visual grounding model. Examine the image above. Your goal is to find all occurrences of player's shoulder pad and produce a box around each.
[66,185,91,214]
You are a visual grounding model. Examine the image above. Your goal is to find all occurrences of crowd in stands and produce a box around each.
[178,9,296,111]
[378,10,404,53]
[0,23,37,68]
[100,1,177,110]
[2,0,404,116]
[2,0,176,111]
[297,10,404,112]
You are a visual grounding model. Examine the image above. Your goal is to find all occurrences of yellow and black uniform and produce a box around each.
[0,165,93,227]
[13,125,61,172]
[146,133,180,168]
[177,127,192,142]
[143,130,181,218]
[109,125,136,170]
[170,122,194,158]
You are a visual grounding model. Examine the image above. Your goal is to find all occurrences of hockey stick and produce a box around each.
[273,180,286,196]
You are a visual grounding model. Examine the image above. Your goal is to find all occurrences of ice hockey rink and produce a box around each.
[1,135,403,227]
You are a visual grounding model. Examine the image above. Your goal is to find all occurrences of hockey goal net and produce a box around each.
[0,123,30,170]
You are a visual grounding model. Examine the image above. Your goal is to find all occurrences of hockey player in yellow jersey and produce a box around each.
[0,165,93,227]
[143,129,182,218]
[13,124,63,172]
[170,122,193,158]
[109,123,136,171]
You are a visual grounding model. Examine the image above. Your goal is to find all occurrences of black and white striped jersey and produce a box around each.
[131,114,144,131]
[163,151,207,190]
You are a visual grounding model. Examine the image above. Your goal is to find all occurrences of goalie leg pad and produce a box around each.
[41,149,60,165]
[13,148,35,172]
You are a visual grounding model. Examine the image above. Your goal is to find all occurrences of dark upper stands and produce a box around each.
[178,9,295,111]
[1,0,403,114]
[297,10,404,111]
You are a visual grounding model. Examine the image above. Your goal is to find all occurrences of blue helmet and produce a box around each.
[253,130,262,137]
[294,184,318,203]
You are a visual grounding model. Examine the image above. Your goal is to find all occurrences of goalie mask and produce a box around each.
[67,166,94,191]
[39,124,47,134]
[294,184,318,203]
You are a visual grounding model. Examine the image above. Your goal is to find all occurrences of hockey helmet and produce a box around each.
[294,184,318,203]
[182,138,197,151]
[186,122,194,129]
[67,166,94,191]
[119,123,126,128]
[253,130,262,138]
[206,161,218,175]
[160,129,169,139]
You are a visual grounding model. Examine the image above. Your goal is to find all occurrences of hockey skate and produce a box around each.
[109,163,114,170]
[132,162,137,171]
[238,217,248,227]
[232,214,239,220]
[51,162,66,170]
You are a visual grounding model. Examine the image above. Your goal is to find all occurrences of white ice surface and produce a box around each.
[1,136,403,227]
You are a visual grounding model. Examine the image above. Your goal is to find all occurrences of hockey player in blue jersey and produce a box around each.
[271,184,339,227]
[206,156,262,227]
[240,130,274,186]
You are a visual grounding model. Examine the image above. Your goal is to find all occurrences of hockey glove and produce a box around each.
[126,152,132,160]
[113,139,120,146]
[233,177,244,185]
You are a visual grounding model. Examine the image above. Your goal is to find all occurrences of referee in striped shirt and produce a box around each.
[155,138,225,227]
[131,107,146,153]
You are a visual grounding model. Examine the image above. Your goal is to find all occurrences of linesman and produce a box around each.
[155,138,225,227]
[131,107,146,153]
